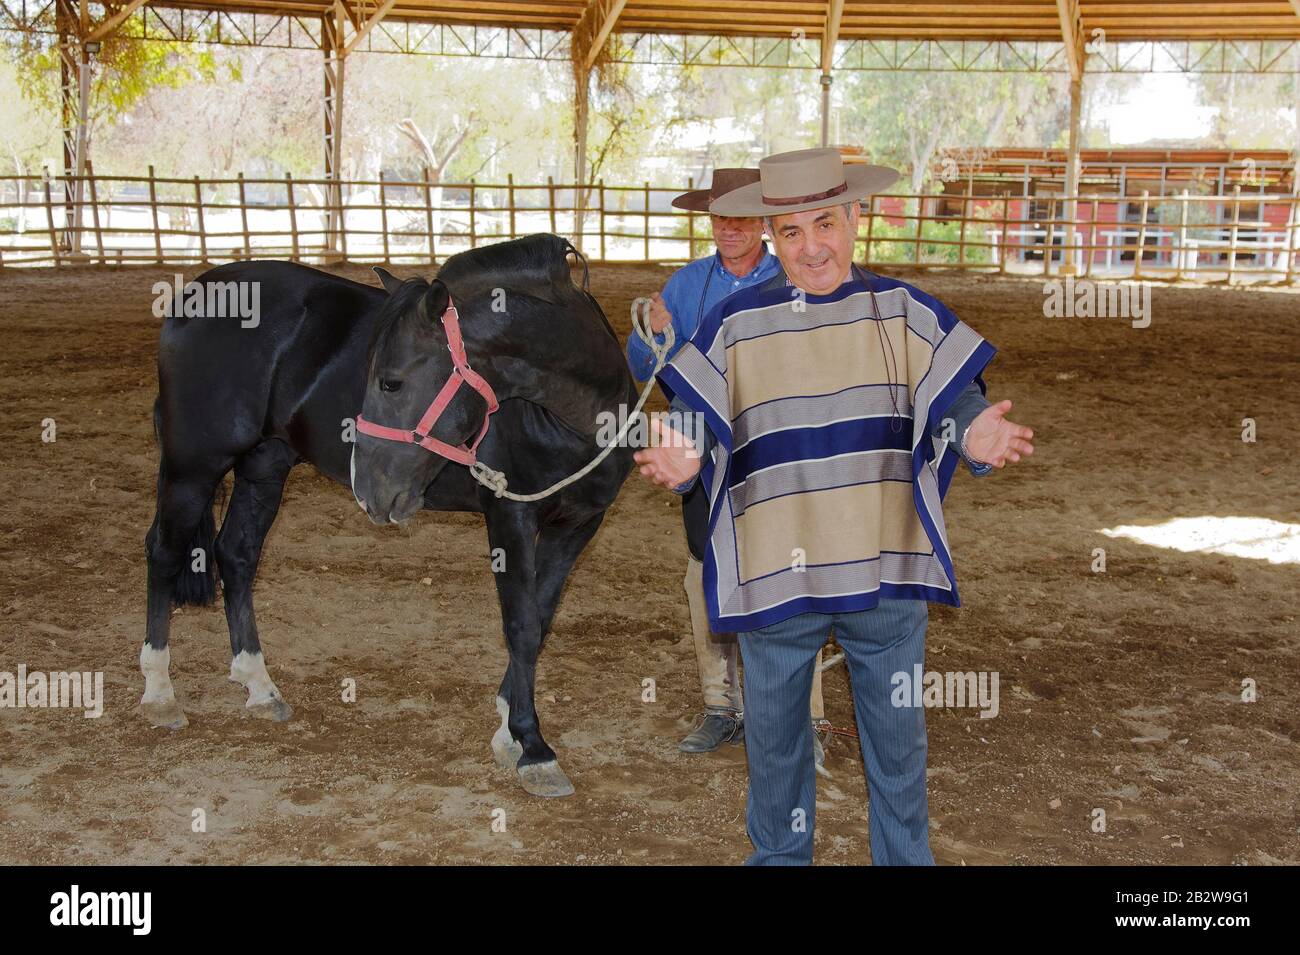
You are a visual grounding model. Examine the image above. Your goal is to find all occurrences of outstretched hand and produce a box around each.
[965,399,1034,468]
[633,418,702,489]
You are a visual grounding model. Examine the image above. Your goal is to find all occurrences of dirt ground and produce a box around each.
[1,260,1297,866]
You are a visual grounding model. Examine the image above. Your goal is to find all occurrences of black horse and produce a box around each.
[143,234,636,796]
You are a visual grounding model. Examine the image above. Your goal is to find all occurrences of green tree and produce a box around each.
[2,13,221,171]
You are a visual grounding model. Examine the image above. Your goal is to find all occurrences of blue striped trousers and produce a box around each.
[737,598,934,866]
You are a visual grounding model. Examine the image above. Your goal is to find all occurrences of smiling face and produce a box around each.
[768,202,860,296]
[351,279,488,526]
[709,213,765,263]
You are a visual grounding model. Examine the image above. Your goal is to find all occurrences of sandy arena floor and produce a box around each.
[0,261,1296,865]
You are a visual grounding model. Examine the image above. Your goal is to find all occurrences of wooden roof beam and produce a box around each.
[1056,0,1083,82]
[576,0,628,72]
[821,0,844,73]
[343,0,398,55]
[87,0,151,42]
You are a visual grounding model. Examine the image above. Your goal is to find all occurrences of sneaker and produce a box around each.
[679,711,744,753]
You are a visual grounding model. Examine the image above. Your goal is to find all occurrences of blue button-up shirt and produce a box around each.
[626,243,782,382]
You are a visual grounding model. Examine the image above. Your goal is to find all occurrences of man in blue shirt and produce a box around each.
[628,169,828,757]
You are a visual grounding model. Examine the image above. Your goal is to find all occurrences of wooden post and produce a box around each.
[998,198,1009,276]
[379,170,390,262]
[913,196,924,264]
[508,173,517,240]
[469,180,477,248]
[1287,195,1298,286]
[42,170,59,266]
[1176,188,1190,281]
[193,176,207,263]
[1061,70,1083,276]
[1079,195,1090,278]
[322,7,346,256]
[1085,195,1099,278]
[958,193,969,265]
[339,187,349,261]
[1043,198,1056,276]
[422,166,436,263]
[1133,190,1150,279]
[599,180,606,262]
[285,173,300,261]
[1226,184,1241,284]
[643,180,651,260]
[238,172,251,258]
[85,159,104,264]
[573,66,591,252]
[148,164,162,264]
[547,176,556,235]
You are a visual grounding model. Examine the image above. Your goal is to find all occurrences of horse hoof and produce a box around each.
[246,698,293,722]
[517,760,575,798]
[141,701,188,730]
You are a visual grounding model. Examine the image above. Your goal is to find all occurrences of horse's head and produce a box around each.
[351,268,494,525]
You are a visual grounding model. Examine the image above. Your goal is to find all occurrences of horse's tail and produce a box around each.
[173,490,219,607]
[152,396,220,607]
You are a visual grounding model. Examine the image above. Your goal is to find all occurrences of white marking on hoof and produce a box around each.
[491,695,523,770]
[140,644,187,729]
[517,760,575,798]
[141,643,176,704]
[229,650,291,720]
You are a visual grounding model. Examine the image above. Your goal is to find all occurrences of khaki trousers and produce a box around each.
[684,556,824,719]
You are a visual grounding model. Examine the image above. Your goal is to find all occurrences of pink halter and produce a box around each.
[355,297,499,467]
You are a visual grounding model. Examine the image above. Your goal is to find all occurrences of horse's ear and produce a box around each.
[423,279,450,322]
[372,266,406,296]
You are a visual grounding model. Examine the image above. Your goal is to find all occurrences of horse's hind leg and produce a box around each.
[215,439,297,721]
[141,470,225,729]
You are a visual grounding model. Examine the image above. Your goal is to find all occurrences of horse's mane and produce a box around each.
[437,233,619,346]
[436,233,589,303]
[368,233,633,437]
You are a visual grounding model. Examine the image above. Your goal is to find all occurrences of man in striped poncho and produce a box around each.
[634,148,1035,865]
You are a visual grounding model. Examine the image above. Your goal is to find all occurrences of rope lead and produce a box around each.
[466,297,674,502]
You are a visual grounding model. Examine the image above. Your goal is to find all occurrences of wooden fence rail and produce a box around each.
[1,170,1296,285]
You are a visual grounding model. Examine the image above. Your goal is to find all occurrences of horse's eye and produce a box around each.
[379,378,402,393]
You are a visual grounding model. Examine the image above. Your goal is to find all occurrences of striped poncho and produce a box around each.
[656,273,997,633]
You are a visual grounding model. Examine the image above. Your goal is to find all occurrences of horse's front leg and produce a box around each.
[486,501,573,797]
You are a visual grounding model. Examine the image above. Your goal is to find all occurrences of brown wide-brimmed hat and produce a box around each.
[671,168,762,214]
[709,148,899,217]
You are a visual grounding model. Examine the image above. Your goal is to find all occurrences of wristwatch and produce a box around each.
[959,423,993,472]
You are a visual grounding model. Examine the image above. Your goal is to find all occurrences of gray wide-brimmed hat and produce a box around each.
[671,168,762,213]
[709,148,899,217]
